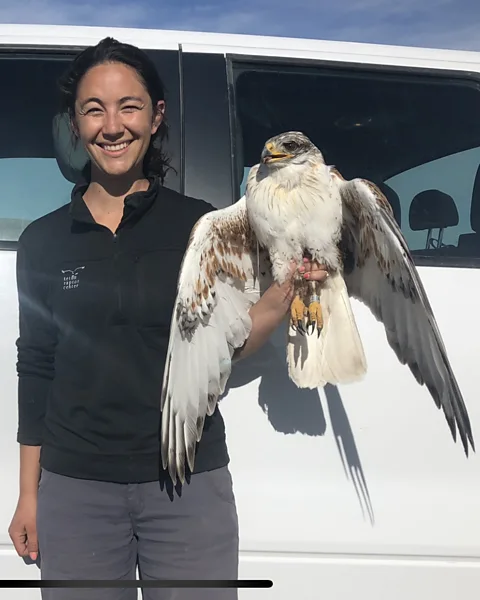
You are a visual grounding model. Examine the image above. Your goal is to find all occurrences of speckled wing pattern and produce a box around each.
[335,171,475,455]
[160,196,269,484]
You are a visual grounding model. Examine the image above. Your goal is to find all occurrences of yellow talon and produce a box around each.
[308,301,323,327]
[307,296,323,336]
[290,295,307,334]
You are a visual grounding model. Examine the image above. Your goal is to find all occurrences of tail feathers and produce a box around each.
[287,271,367,389]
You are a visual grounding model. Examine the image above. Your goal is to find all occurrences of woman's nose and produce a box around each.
[102,111,124,137]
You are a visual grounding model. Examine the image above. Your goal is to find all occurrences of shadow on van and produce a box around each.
[325,384,374,525]
[226,329,375,525]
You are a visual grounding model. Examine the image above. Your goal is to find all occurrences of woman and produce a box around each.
[8,37,328,599]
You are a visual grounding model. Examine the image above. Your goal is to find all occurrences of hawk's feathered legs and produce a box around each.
[307,281,324,336]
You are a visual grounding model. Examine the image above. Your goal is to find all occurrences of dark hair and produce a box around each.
[58,36,171,183]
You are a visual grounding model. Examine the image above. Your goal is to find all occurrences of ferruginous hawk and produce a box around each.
[160,130,475,484]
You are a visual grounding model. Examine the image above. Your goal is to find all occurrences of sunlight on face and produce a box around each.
[73,62,164,180]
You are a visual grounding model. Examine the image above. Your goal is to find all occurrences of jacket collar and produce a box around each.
[69,176,160,229]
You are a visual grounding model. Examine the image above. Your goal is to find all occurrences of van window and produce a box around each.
[0,56,74,243]
[232,63,480,266]
[385,147,480,253]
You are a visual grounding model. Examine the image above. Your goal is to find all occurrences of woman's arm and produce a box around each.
[8,445,41,561]
[236,259,329,361]
[15,233,57,449]
[19,445,41,497]
[9,232,57,561]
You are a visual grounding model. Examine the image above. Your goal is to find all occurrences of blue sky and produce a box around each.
[1,0,480,51]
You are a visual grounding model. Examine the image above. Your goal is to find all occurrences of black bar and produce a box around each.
[0,580,273,589]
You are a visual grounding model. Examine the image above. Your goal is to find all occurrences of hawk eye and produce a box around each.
[284,141,299,152]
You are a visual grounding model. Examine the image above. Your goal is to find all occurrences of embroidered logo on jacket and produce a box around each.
[61,266,85,290]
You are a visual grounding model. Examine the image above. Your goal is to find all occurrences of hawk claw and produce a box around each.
[290,294,324,337]
[290,294,308,335]
[307,299,323,337]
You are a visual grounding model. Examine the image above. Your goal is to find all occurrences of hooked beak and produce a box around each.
[261,142,292,164]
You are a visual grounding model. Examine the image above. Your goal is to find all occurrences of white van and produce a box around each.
[1,23,480,600]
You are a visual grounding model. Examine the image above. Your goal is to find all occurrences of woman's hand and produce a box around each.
[235,258,329,360]
[258,258,329,313]
[9,445,41,562]
[298,256,330,283]
[8,493,38,561]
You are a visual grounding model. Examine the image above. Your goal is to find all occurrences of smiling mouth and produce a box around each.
[98,141,132,154]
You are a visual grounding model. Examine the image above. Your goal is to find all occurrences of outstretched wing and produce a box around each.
[335,170,475,456]
[160,196,268,484]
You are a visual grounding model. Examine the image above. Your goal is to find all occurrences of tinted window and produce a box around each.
[385,147,480,254]
[232,63,480,266]
[0,56,74,243]
[182,53,233,209]
[0,50,180,246]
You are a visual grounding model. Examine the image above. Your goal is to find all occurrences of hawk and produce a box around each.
[160,131,475,484]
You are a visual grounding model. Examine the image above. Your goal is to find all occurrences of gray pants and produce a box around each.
[36,466,239,600]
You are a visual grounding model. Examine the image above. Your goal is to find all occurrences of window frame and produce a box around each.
[226,53,480,269]
[180,50,234,209]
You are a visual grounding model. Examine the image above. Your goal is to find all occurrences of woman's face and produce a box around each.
[73,61,164,179]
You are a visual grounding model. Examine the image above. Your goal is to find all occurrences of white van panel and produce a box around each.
[0,251,23,536]
[238,553,480,599]
[1,551,480,600]
[0,250,39,594]
[220,265,480,594]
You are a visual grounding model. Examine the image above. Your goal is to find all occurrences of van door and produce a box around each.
[182,48,480,599]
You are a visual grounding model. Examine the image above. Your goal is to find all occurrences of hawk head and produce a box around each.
[260,131,322,169]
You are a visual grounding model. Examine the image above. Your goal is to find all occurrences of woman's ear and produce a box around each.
[151,100,165,134]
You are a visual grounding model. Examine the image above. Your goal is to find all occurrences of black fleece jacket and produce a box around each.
[15,176,229,483]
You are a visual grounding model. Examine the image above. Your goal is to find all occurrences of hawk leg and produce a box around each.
[306,281,323,337]
[307,295,323,337]
[290,294,308,334]
[289,263,325,336]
